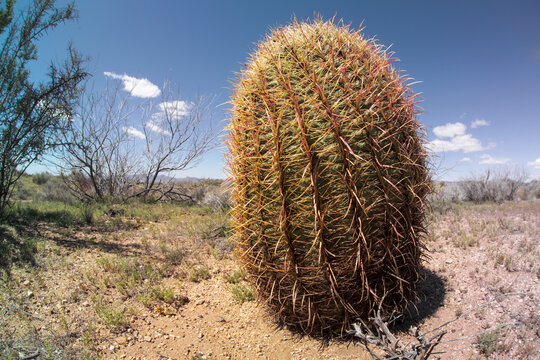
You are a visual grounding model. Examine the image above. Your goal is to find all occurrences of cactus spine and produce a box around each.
[227,18,430,335]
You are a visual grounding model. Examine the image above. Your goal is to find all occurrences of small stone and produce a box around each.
[82,301,89,307]
[23,279,30,286]
[109,345,115,351]
[198,332,204,338]
[144,336,152,342]
[215,316,226,323]
[445,259,453,264]
[195,299,205,305]
[116,336,127,345]
[27,291,34,298]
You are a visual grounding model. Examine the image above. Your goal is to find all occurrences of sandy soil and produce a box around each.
[1,200,538,360]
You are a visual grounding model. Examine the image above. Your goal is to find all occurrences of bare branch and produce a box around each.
[57,80,219,203]
[347,292,527,360]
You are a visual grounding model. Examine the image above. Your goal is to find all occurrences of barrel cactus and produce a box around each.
[227,18,430,336]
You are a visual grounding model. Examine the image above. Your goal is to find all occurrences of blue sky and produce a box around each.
[20,0,540,180]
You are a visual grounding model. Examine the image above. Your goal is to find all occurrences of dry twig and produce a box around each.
[347,292,527,359]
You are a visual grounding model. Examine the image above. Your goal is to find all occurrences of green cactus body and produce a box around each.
[227,18,430,336]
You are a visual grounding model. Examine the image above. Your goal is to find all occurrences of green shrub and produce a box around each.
[32,172,53,185]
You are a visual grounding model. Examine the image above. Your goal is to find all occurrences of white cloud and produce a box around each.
[479,154,510,165]
[145,100,192,135]
[460,157,472,162]
[428,120,494,154]
[104,72,161,98]
[471,118,490,128]
[527,158,540,169]
[433,122,467,138]
[122,126,145,139]
[428,134,485,153]
[145,121,171,136]
[158,100,191,119]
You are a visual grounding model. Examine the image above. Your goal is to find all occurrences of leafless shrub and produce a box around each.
[173,179,229,208]
[520,179,540,200]
[201,184,230,211]
[57,81,218,202]
[348,292,526,359]
[459,167,528,203]
[428,182,463,203]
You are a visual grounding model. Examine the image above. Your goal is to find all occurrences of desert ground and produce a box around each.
[1,198,539,360]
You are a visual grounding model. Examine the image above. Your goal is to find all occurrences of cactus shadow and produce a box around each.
[395,267,447,330]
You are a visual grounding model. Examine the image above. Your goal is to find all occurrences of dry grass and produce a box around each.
[0,200,228,359]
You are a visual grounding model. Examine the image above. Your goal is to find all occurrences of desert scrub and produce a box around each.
[227,17,430,334]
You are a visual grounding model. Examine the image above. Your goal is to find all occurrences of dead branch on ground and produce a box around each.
[347,292,526,359]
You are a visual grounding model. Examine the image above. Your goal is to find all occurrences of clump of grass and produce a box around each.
[504,256,514,271]
[160,244,185,266]
[476,331,500,355]
[454,232,477,248]
[150,285,175,303]
[9,201,81,227]
[80,203,96,225]
[139,285,176,307]
[224,270,245,284]
[114,201,185,222]
[180,209,229,243]
[230,284,254,304]
[494,254,505,268]
[19,236,38,263]
[96,255,170,300]
[93,296,129,331]
[0,225,41,269]
[189,266,210,282]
